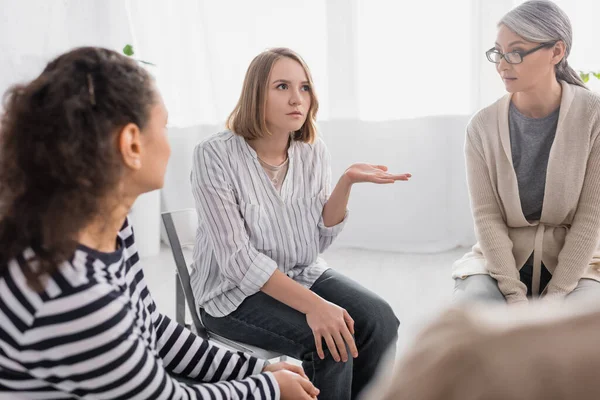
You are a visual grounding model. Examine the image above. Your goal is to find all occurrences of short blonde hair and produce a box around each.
[226,48,319,144]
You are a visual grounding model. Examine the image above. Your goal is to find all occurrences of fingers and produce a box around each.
[324,333,341,362]
[344,310,355,335]
[371,173,411,184]
[342,313,358,358]
[341,330,358,360]
[297,374,320,398]
[285,363,308,379]
[386,173,411,180]
[373,178,396,184]
[332,331,349,362]
[371,165,412,181]
[313,333,325,360]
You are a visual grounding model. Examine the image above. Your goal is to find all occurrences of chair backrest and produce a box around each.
[161,209,207,338]
[162,209,287,361]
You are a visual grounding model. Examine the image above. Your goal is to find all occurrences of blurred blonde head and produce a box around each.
[379,301,600,400]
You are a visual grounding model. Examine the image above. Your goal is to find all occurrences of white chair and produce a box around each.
[161,208,287,361]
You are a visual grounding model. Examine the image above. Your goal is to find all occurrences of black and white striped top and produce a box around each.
[191,131,348,317]
[0,219,279,399]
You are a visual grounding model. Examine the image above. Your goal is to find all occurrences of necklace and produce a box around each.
[257,155,288,168]
[258,156,289,186]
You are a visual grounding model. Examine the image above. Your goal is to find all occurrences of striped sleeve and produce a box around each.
[316,139,349,253]
[119,219,270,383]
[152,311,268,382]
[191,143,279,295]
[20,283,279,400]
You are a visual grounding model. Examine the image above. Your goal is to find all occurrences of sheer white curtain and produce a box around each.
[356,0,473,120]
[127,0,480,124]
[126,0,329,126]
[0,0,131,110]
[3,0,596,127]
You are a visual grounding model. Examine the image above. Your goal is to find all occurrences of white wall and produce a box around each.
[162,117,476,254]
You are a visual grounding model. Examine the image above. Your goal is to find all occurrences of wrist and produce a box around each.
[506,294,528,304]
[262,361,272,372]
[303,292,325,314]
[340,171,354,187]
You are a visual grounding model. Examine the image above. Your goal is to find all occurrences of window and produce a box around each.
[356,0,473,120]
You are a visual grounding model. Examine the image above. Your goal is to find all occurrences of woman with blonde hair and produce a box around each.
[190,47,410,399]
[453,0,600,304]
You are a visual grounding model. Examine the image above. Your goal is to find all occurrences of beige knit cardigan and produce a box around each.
[452,81,600,303]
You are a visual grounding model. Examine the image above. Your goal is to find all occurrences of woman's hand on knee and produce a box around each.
[272,369,319,400]
[306,299,359,362]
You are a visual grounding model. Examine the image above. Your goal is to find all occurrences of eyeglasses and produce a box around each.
[485,41,557,64]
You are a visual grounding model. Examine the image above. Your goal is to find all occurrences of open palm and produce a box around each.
[345,163,411,184]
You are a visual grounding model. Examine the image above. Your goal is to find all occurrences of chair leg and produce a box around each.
[175,272,186,327]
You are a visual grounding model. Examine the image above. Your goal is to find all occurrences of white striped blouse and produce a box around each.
[0,219,279,399]
[190,131,348,317]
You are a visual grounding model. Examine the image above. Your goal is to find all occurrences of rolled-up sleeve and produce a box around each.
[191,143,278,295]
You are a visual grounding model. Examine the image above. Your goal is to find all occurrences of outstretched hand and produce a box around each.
[344,163,411,185]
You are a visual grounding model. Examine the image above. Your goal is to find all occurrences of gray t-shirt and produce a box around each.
[509,102,560,221]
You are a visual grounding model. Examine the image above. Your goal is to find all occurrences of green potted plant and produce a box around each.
[579,70,600,91]
[122,44,155,66]
[579,70,600,83]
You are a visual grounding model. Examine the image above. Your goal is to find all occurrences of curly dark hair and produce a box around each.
[0,47,156,289]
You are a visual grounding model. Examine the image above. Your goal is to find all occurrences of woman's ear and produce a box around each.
[118,123,143,170]
[552,41,566,66]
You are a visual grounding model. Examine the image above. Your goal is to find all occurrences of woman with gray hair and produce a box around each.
[453,0,600,304]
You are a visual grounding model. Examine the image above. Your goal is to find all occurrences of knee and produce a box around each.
[566,279,600,304]
[363,297,399,346]
[379,299,400,342]
[453,275,505,304]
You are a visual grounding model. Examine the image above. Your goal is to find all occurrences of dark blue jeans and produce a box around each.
[200,269,399,400]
